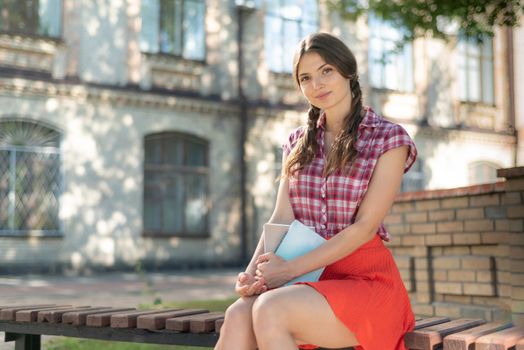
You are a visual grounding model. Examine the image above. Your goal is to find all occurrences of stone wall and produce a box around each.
[386,166,524,326]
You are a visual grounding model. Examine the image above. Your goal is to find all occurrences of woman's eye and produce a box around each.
[300,76,310,82]
[323,67,333,74]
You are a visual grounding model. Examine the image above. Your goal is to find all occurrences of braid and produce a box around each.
[284,106,321,176]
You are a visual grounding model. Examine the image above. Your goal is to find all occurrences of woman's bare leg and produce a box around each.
[252,285,358,350]
[214,296,258,350]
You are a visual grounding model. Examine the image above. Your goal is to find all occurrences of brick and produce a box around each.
[460,306,493,320]
[511,300,524,313]
[415,281,430,292]
[435,282,463,295]
[463,283,495,296]
[405,212,428,223]
[485,206,507,219]
[392,202,415,213]
[415,257,429,269]
[437,221,464,233]
[384,213,403,225]
[508,206,524,218]
[434,303,462,317]
[428,210,455,221]
[416,293,431,303]
[510,232,524,245]
[471,245,505,257]
[470,194,500,207]
[433,270,447,281]
[495,219,524,232]
[443,246,471,255]
[512,273,524,287]
[453,233,481,245]
[412,304,434,316]
[502,192,522,205]
[411,223,436,234]
[415,270,429,281]
[476,270,494,283]
[498,285,511,298]
[433,256,461,269]
[464,219,494,232]
[481,232,509,244]
[448,270,475,282]
[512,287,524,299]
[512,313,524,327]
[402,235,425,246]
[415,200,440,210]
[461,256,492,269]
[427,234,452,246]
[444,295,472,304]
[431,247,444,256]
[511,247,524,260]
[457,208,485,219]
[387,224,411,235]
[393,256,412,269]
[497,271,512,284]
[506,178,524,191]
[513,260,524,273]
[441,197,469,209]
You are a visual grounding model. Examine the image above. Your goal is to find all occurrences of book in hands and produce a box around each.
[262,220,326,286]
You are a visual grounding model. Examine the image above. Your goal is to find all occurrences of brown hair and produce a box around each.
[284,32,364,177]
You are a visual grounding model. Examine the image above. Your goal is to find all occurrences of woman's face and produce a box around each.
[297,52,352,112]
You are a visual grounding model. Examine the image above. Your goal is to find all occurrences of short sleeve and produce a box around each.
[381,124,417,173]
[282,126,306,156]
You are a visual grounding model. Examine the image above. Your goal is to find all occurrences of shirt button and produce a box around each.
[321,207,326,214]
[320,224,326,230]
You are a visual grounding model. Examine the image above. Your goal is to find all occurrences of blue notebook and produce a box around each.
[274,220,327,286]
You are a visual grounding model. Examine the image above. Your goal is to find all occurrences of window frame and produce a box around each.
[264,0,319,73]
[142,131,210,238]
[457,36,495,105]
[0,120,63,237]
[140,0,206,62]
[368,14,414,93]
[0,0,63,39]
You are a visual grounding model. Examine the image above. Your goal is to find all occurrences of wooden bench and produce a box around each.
[1,304,523,349]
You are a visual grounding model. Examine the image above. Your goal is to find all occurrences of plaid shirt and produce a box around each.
[283,107,417,241]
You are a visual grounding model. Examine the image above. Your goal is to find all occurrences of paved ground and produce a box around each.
[0,269,239,349]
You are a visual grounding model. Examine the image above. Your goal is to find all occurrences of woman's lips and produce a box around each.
[315,92,331,100]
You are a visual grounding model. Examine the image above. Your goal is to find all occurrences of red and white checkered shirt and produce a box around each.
[283,107,417,241]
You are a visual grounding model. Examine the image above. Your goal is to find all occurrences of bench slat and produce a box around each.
[405,318,485,350]
[215,318,224,333]
[110,308,182,328]
[85,308,137,327]
[0,305,56,321]
[16,306,72,322]
[189,313,225,333]
[166,312,224,333]
[62,307,120,326]
[137,309,208,330]
[37,306,92,323]
[475,326,524,350]
[414,317,451,330]
[442,321,513,350]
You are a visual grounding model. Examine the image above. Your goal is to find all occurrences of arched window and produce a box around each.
[0,120,61,236]
[143,132,209,237]
[468,161,500,185]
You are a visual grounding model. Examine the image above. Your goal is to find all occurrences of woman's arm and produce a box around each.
[257,145,409,287]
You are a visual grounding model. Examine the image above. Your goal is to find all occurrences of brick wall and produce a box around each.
[386,166,524,326]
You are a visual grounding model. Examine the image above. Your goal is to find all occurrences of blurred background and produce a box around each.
[0,0,523,327]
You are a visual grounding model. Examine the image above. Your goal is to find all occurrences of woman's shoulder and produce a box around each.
[282,125,306,155]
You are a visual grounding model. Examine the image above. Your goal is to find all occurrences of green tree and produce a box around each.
[328,0,524,43]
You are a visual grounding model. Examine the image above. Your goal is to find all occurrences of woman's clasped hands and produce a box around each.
[255,252,294,289]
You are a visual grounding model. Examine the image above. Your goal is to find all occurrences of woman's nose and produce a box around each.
[312,76,324,89]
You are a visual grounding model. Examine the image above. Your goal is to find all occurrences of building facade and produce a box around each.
[0,0,520,272]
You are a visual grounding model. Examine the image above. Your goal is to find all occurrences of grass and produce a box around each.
[43,297,237,350]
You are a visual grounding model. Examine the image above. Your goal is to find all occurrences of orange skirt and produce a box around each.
[298,234,415,350]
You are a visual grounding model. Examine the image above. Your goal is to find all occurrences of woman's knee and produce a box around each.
[252,290,288,332]
[224,297,255,326]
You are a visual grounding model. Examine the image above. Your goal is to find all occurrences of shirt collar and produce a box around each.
[315,107,381,130]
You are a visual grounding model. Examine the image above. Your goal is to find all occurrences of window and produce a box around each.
[0,0,62,37]
[143,132,209,237]
[0,120,62,236]
[368,14,414,92]
[458,36,494,104]
[401,158,425,192]
[468,161,500,185]
[265,0,319,73]
[140,0,205,61]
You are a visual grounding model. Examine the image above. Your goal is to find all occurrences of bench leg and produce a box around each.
[5,332,41,350]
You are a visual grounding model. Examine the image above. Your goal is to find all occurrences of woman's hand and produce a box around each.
[235,272,267,297]
[255,252,294,289]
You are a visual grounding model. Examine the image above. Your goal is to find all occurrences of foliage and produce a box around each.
[327,0,524,43]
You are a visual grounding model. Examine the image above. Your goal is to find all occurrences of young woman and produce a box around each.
[214,32,417,350]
